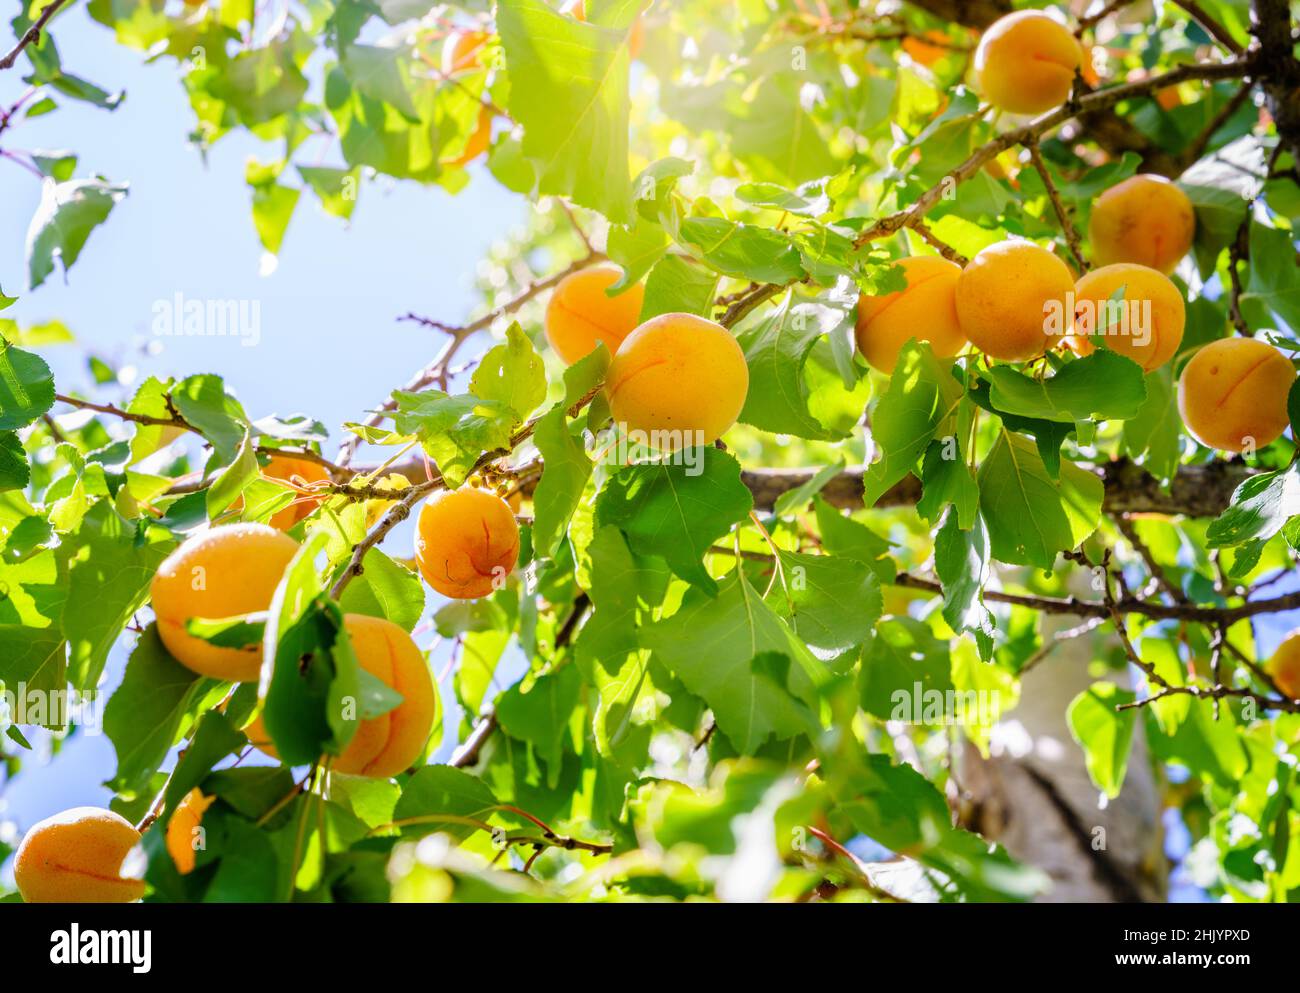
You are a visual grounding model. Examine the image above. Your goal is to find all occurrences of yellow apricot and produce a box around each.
[1177,337,1296,453]
[166,788,216,876]
[605,312,749,447]
[1267,631,1300,699]
[441,29,489,75]
[855,256,967,374]
[955,240,1074,361]
[150,523,299,682]
[415,487,520,600]
[1089,174,1196,275]
[260,453,330,531]
[15,807,145,903]
[1069,263,1186,372]
[544,263,645,365]
[974,11,1083,115]
[247,613,437,778]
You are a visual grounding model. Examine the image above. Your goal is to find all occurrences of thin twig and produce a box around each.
[1024,138,1089,272]
[0,0,71,71]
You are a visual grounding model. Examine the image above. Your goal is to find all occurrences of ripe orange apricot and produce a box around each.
[260,453,330,530]
[1267,631,1300,699]
[544,263,645,365]
[415,487,520,599]
[247,614,437,777]
[855,256,967,373]
[974,11,1083,115]
[955,240,1074,361]
[1089,174,1195,275]
[1069,263,1186,372]
[606,312,749,447]
[15,807,145,903]
[1177,337,1296,453]
[166,788,216,876]
[442,107,493,168]
[442,29,489,75]
[150,523,299,682]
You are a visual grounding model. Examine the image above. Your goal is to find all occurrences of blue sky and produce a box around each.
[0,9,525,839]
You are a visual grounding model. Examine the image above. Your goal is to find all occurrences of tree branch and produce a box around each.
[0,0,71,72]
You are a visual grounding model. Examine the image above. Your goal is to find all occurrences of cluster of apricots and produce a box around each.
[855,168,1296,455]
[544,262,751,447]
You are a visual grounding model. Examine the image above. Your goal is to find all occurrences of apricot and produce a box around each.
[248,613,437,777]
[855,256,967,373]
[415,487,520,599]
[1267,631,1300,699]
[261,453,330,530]
[442,107,493,168]
[14,807,145,903]
[901,30,953,67]
[955,240,1074,361]
[605,312,749,447]
[441,29,489,76]
[544,263,646,365]
[1177,337,1296,453]
[974,11,1083,115]
[166,788,216,876]
[1089,174,1195,275]
[1069,263,1186,372]
[150,523,299,682]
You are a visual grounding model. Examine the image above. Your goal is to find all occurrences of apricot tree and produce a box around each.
[3,0,1300,904]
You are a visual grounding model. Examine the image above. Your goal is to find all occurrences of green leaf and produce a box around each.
[261,533,361,766]
[0,341,55,429]
[639,253,718,320]
[859,617,954,721]
[1121,366,1181,485]
[392,389,516,488]
[498,0,632,221]
[1067,681,1137,799]
[766,548,881,657]
[986,350,1147,423]
[641,569,823,753]
[934,509,994,657]
[1206,461,1300,548]
[0,436,32,493]
[531,345,608,558]
[496,665,582,786]
[729,76,835,186]
[337,548,425,631]
[978,432,1103,569]
[738,296,850,440]
[170,374,249,465]
[595,448,753,594]
[393,765,499,840]
[575,524,668,669]
[607,221,669,289]
[63,501,176,690]
[162,711,247,819]
[105,626,215,798]
[26,178,128,289]
[470,322,546,420]
[863,341,962,505]
[297,165,360,220]
[1242,222,1300,331]
[678,217,804,284]
[206,431,259,518]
